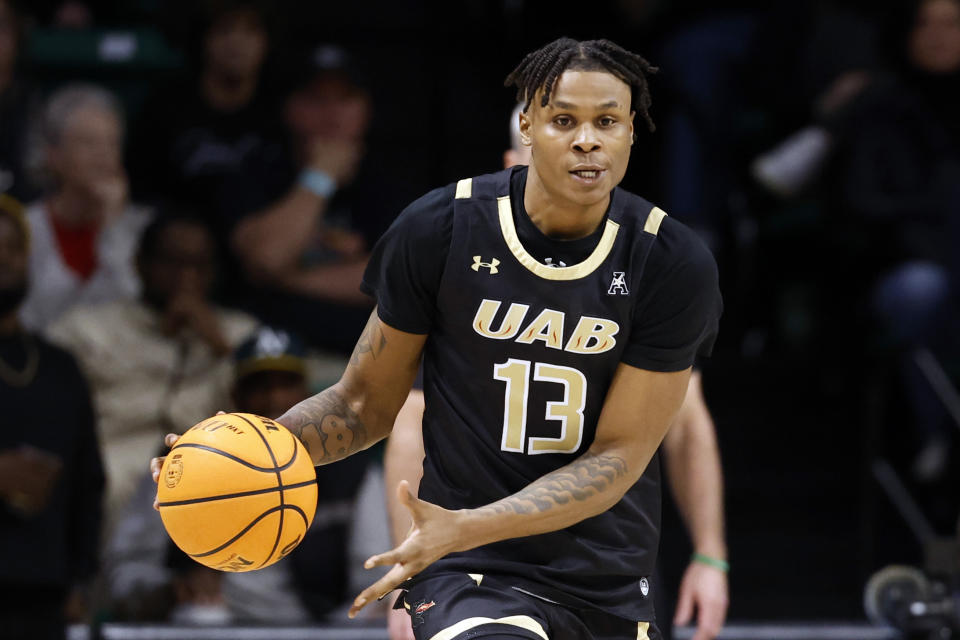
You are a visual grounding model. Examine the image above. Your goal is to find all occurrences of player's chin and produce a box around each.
[564,180,611,205]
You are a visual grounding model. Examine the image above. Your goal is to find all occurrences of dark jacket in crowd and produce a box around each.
[0,333,105,591]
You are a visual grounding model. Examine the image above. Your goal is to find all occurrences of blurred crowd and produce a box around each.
[0,0,958,637]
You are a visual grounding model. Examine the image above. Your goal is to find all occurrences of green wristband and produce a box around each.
[692,552,729,572]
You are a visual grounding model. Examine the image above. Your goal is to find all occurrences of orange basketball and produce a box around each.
[157,413,318,572]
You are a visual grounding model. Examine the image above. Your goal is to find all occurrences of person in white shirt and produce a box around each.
[20,83,151,332]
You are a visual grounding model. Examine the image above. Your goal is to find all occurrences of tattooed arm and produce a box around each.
[348,363,692,616]
[278,309,426,466]
[150,309,424,509]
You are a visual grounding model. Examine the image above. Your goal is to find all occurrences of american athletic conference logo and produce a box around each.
[608,271,629,295]
[472,256,500,274]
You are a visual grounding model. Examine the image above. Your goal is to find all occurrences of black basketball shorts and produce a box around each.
[396,573,662,640]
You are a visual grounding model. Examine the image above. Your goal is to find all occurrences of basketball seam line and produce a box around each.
[233,414,286,568]
[156,478,318,507]
[169,442,298,473]
[188,504,309,558]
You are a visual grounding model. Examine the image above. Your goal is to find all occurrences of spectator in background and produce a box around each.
[0,196,104,640]
[128,0,281,227]
[653,2,761,248]
[0,0,40,203]
[226,326,388,622]
[227,44,409,353]
[48,213,255,531]
[107,326,388,624]
[824,0,960,481]
[19,84,152,332]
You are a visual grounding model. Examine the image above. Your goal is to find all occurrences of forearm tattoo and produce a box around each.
[279,388,368,466]
[478,451,628,516]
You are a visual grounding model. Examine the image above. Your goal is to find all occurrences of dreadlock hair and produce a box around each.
[504,38,658,132]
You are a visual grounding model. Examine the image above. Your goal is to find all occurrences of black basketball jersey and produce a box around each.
[362,167,721,622]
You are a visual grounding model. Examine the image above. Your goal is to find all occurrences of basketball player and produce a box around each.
[154,37,722,640]
[383,105,728,640]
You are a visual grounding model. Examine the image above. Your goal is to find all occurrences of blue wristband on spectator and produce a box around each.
[299,169,336,199]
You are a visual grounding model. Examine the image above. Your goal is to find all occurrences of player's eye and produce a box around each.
[599,117,616,127]
[554,116,573,127]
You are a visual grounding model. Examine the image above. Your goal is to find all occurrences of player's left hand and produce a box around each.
[673,561,729,640]
[349,480,462,619]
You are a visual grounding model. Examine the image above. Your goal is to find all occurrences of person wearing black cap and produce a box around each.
[229,326,389,622]
[109,325,388,623]
[225,44,411,354]
[231,325,311,420]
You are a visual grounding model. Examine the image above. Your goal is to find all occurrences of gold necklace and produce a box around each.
[0,333,39,387]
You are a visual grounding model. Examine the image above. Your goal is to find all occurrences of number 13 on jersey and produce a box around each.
[493,358,587,455]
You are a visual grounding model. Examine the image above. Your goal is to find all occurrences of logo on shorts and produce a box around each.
[414,600,436,615]
[411,600,436,629]
[639,577,650,597]
[165,454,183,489]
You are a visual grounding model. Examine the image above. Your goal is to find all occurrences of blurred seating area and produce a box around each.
[1,0,958,638]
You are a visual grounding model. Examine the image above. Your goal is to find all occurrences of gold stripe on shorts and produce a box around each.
[429,615,548,640]
[637,621,650,640]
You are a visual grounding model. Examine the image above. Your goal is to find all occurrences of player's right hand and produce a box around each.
[150,433,181,510]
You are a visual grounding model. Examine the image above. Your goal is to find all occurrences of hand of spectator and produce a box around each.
[88,172,129,224]
[308,138,363,187]
[151,433,181,510]
[349,480,461,618]
[674,560,729,640]
[318,226,367,259]
[387,605,416,640]
[815,70,872,117]
[0,445,63,516]
[164,291,230,356]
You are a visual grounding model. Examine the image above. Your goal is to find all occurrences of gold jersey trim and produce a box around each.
[637,621,651,640]
[429,615,548,640]
[455,178,473,199]
[643,206,667,235]
[496,195,619,281]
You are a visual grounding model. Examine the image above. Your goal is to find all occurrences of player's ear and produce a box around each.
[629,110,636,145]
[519,109,533,147]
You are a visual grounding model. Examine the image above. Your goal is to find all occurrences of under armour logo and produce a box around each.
[608,271,629,295]
[472,256,500,274]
